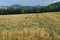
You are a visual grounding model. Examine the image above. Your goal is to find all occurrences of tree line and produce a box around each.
[0,6,60,15]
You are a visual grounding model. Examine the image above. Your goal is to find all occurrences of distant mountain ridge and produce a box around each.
[0,5,33,9]
[9,4,22,8]
[0,6,8,9]
[49,1,60,6]
[0,1,60,9]
[9,5,41,9]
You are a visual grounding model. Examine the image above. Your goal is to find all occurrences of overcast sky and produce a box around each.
[0,0,60,6]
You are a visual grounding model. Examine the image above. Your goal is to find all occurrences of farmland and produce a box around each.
[0,12,60,40]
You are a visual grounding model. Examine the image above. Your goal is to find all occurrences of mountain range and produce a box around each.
[0,1,60,9]
[49,1,60,6]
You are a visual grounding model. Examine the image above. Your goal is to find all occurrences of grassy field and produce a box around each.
[0,12,60,40]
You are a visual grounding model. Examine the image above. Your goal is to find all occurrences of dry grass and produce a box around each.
[0,28,60,40]
[0,12,60,40]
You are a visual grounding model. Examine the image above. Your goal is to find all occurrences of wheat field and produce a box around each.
[0,12,60,40]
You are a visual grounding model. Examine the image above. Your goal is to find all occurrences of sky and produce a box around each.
[0,0,60,6]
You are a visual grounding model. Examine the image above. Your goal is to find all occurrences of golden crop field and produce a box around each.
[0,12,60,40]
